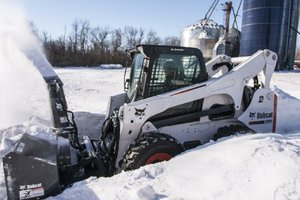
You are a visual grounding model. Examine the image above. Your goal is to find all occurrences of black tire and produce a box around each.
[122,133,183,171]
[213,125,255,141]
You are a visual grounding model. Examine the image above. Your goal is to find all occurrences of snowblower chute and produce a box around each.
[3,45,278,199]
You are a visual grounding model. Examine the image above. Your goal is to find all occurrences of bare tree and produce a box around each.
[68,20,79,54]
[39,18,180,67]
[68,19,90,53]
[162,36,180,46]
[145,30,161,45]
[91,27,111,51]
[137,28,145,44]
[124,26,139,48]
[111,28,123,52]
[78,20,90,53]
[41,31,51,59]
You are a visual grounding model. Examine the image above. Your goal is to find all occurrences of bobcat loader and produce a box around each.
[3,45,278,199]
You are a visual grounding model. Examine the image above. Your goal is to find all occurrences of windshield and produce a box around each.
[148,53,202,97]
[128,53,144,98]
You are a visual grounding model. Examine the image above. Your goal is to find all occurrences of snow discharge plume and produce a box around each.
[0,1,54,129]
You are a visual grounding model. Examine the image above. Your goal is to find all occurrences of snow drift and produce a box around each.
[99,64,123,69]
[48,133,300,200]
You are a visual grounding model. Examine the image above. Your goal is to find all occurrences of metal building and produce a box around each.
[213,27,241,58]
[180,19,224,61]
[240,0,300,70]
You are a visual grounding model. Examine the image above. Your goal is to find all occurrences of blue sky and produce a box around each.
[21,0,243,39]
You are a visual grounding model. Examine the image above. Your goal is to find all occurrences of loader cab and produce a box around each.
[126,45,208,101]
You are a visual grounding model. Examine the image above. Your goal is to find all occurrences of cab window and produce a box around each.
[148,54,203,97]
[128,53,144,98]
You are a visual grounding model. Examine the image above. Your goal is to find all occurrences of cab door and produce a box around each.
[146,53,207,97]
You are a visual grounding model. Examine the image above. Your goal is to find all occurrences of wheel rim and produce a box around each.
[145,153,172,165]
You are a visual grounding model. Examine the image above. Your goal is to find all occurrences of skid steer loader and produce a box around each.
[3,45,278,199]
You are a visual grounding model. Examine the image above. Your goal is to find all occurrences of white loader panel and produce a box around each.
[238,88,277,133]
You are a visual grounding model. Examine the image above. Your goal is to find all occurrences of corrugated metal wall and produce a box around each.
[240,0,300,70]
[240,0,283,56]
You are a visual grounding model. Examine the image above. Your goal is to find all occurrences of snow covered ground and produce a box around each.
[1,67,300,200]
[49,133,300,200]
[49,70,300,200]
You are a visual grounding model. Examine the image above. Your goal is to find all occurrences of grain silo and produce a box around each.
[180,19,225,61]
[240,0,300,70]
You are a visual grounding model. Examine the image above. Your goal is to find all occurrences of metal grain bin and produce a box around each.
[240,0,284,56]
[240,0,300,70]
[181,19,224,60]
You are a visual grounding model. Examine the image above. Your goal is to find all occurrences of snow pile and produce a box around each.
[99,64,123,69]
[48,133,300,200]
[56,67,125,138]
[0,0,52,129]
[56,67,125,114]
[272,72,300,133]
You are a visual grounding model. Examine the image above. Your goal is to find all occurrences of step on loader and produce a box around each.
[3,45,278,199]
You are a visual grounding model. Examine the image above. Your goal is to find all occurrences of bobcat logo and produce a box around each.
[135,107,146,116]
[24,191,31,198]
[55,103,63,111]
[249,112,256,119]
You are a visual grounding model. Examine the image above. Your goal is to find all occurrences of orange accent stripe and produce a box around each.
[272,94,278,133]
[171,85,206,96]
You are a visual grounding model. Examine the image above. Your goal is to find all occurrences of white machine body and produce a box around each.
[106,49,278,168]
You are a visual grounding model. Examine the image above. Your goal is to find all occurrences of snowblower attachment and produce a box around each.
[3,133,62,199]
[3,132,108,199]
[2,61,108,199]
